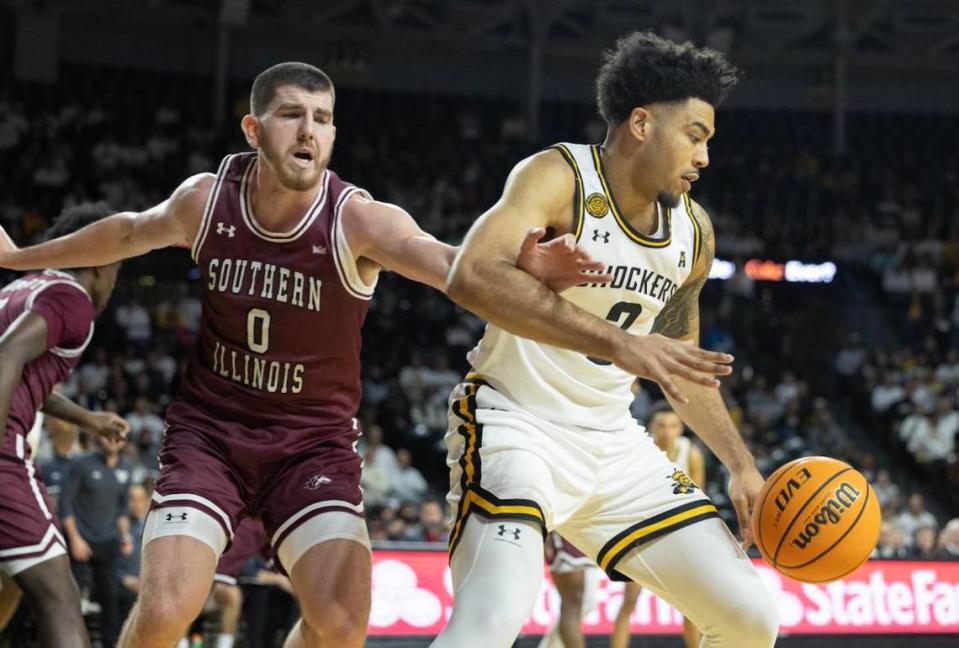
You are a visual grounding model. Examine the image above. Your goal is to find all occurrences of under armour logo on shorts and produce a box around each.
[497,524,522,540]
[165,512,188,522]
[216,222,236,237]
[304,474,333,490]
[593,229,610,244]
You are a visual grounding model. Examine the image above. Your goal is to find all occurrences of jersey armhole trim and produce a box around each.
[549,144,585,242]
[683,193,702,267]
[331,188,377,300]
[191,154,233,263]
[24,280,95,358]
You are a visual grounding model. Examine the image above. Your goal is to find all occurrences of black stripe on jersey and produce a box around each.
[549,144,585,242]
[446,373,546,560]
[683,193,702,267]
[596,500,719,581]
[590,145,673,248]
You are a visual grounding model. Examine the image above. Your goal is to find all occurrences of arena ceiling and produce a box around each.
[6,0,959,70]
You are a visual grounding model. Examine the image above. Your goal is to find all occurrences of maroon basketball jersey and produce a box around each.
[0,270,96,457]
[168,153,373,443]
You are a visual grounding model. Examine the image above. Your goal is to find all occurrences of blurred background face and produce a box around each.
[97,431,127,455]
[128,485,149,519]
[650,411,684,447]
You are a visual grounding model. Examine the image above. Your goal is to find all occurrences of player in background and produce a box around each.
[611,406,705,648]
[0,203,129,647]
[537,532,602,648]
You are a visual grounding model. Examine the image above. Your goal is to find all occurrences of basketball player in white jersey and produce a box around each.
[432,32,778,647]
[612,406,705,648]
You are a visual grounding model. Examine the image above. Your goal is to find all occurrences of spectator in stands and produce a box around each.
[404,499,448,543]
[872,469,901,509]
[896,493,938,546]
[938,519,959,559]
[391,448,429,502]
[874,521,910,558]
[125,396,164,474]
[912,525,940,559]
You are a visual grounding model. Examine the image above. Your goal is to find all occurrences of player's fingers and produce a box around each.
[674,353,733,375]
[520,227,546,253]
[662,358,721,387]
[692,348,735,364]
[651,365,688,404]
[584,272,613,284]
[579,260,608,272]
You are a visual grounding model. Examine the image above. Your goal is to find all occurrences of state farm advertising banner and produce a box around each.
[369,550,959,636]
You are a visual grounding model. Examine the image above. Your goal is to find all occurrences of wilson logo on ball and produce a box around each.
[790,482,862,550]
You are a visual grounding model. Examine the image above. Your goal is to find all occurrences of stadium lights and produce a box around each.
[709,259,838,284]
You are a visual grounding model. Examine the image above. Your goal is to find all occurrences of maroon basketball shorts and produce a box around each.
[143,420,368,575]
[546,532,594,575]
[0,439,67,576]
[214,518,269,585]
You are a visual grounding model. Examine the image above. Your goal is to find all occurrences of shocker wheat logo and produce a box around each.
[668,469,698,495]
[586,193,610,217]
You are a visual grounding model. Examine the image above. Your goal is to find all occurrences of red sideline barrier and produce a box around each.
[369,549,959,635]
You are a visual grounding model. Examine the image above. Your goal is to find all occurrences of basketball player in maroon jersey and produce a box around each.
[0,61,660,647]
[0,203,129,647]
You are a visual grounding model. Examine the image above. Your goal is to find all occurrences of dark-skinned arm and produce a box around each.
[653,199,763,547]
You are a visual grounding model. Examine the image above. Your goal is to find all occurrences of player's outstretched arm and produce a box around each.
[0,313,51,442]
[653,198,762,548]
[41,392,129,442]
[340,194,609,293]
[0,174,213,271]
[446,151,733,401]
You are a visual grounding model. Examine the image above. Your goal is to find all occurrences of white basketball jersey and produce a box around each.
[468,143,704,430]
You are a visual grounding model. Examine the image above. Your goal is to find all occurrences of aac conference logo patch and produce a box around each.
[586,192,610,218]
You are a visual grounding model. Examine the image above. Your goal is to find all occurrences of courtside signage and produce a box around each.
[368,550,959,635]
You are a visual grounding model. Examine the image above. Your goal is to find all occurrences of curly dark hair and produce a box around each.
[42,201,114,243]
[596,31,741,125]
[250,62,334,116]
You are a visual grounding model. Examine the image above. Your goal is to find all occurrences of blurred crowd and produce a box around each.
[1,64,958,644]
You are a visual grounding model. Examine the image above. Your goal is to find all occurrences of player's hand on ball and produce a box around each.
[86,412,131,442]
[615,334,733,403]
[728,466,765,550]
[516,227,613,292]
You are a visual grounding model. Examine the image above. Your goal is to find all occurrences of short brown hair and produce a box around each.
[250,62,334,116]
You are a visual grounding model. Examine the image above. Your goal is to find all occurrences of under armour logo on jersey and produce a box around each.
[165,512,188,522]
[312,245,327,255]
[497,525,522,540]
[679,251,687,268]
[593,229,610,244]
[304,474,332,490]
[216,222,236,237]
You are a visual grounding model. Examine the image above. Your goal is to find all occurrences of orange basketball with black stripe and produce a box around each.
[752,456,881,583]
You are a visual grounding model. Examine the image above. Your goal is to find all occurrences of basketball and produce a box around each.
[752,456,881,583]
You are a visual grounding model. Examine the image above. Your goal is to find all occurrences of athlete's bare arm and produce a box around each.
[0,174,213,270]
[340,193,610,293]
[445,150,733,402]
[0,313,51,439]
[41,392,129,442]
[652,198,763,547]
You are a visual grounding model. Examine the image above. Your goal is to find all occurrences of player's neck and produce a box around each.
[598,139,659,235]
[250,164,321,230]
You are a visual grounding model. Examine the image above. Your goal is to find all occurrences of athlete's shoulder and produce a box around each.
[172,172,218,212]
